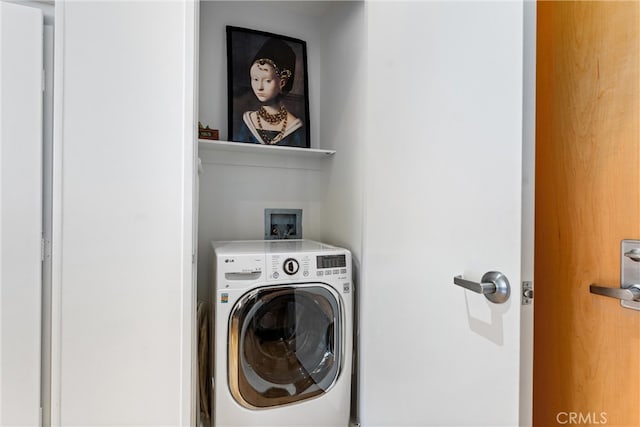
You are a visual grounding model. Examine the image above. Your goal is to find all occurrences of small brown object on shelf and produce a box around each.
[198,122,219,140]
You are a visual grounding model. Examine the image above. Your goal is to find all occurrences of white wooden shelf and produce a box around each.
[198,139,336,158]
[198,139,335,171]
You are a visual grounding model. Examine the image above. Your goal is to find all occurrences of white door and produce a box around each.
[0,2,43,425]
[50,1,196,425]
[360,1,530,425]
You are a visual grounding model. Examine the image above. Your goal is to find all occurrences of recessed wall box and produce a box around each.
[264,208,302,240]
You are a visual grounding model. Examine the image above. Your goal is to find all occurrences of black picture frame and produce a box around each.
[226,26,310,148]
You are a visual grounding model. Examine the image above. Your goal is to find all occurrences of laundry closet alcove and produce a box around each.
[195,0,366,305]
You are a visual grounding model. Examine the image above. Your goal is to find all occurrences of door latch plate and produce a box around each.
[522,281,533,305]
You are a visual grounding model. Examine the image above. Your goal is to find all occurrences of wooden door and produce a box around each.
[534,2,640,426]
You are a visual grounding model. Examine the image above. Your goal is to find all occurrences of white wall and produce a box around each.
[0,2,43,425]
[314,6,366,420]
[51,1,196,425]
[317,2,365,263]
[196,1,365,303]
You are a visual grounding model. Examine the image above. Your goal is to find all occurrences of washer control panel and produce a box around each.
[269,254,312,280]
[267,252,349,282]
[315,254,348,278]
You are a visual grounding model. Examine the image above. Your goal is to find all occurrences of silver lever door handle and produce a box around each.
[453,271,510,304]
[589,284,640,301]
[453,276,496,294]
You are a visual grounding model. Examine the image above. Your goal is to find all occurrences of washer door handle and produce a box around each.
[453,271,511,304]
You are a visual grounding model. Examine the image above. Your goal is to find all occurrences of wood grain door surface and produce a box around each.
[534,2,640,426]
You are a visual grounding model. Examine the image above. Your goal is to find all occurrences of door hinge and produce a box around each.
[41,237,51,262]
[42,69,46,92]
[522,281,534,305]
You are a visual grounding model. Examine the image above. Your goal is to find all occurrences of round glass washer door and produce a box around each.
[228,284,343,408]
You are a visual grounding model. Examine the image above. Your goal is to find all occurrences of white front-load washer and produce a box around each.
[211,239,353,427]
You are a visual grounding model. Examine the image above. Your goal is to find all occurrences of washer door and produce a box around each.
[228,284,342,408]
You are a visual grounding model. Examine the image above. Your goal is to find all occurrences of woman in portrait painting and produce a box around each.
[238,38,304,146]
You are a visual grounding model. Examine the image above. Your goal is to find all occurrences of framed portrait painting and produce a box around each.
[227,26,310,148]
